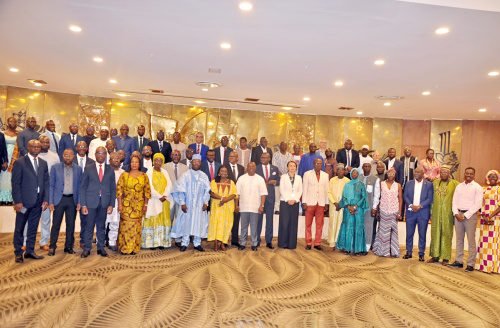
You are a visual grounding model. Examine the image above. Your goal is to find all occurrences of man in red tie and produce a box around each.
[188,132,209,162]
[201,150,221,182]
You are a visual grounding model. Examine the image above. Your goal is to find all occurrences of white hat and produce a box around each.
[100,126,109,131]
[362,145,370,150]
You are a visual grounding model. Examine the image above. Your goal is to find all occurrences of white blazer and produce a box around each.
[279,173,302,202]
[145,168,174,218]
[302,170,329,206]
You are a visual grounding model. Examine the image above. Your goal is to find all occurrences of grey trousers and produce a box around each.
[454,212,478,266]
[240,212,259,247]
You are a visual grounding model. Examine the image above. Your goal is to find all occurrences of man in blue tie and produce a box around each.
[58,123,84,161]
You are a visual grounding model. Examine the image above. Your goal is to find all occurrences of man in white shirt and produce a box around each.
[361,163,380,252]
[236,162,267,251]
[302,158,329,250]
[236,137,252,169]
[359,145,373,168]
[449,167,483,272]
[88,126,109,161]
[171,132,187,160]
[142,145,153,172]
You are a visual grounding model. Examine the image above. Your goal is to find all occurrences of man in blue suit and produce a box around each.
[80,146,117,258]
[403,167,434,261]
[112,124,136,165]
[12,139,50,263]
[255,152,280,249]
[48,149,82,256]
[189,132,209,162]
[58,123,84,161]
[133,124,150,154]
[201,149,221,181]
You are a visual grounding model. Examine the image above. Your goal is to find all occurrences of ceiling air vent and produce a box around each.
[196,81,222,88]
[245,98,259,102]
[208,68,221,74]
[149,89,164,94]
[375,95,404,101]
[338,107,354,110]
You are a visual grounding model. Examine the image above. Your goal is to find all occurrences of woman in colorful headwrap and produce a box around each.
[142,153,173,249]
[117,153,151,255]
[0,117,19,204]
[475,169,500,273]
[336,167,369,255]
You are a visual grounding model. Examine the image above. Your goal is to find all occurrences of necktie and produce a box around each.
[210,163,214,180]
[99,164,103,182]
[139,137,143,149]
[33,157,38,174]
[72,134,75,146]
[347,150,351,167]
[221,147,225,165]
[316,171,320,182]
[80,157,84,170]
[265,165,269,181]
[159,141,163,152]
[174,164,178,180]
[52,133,59,153]
[232,165,236,180]
[197,144,200,154]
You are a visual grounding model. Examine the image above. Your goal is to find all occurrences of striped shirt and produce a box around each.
[272,151,294,175]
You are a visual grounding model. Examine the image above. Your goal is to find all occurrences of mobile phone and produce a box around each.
[21,207,27,214]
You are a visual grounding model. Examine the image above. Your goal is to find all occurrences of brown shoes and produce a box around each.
[40,245,49,251]
[442,260,449,266]
[426,257,439,263]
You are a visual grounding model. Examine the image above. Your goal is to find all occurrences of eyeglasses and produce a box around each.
[27,120,36,123]
[77,146,87,149]
[96,151,106,155]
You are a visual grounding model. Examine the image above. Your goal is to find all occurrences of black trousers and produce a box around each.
[13,195,42,256]
[49,195,77,250]
[278,201,299,249]
[257,199,275,244]
[83,199,107,251]
[80,212,87,244]
[231,212,240,245]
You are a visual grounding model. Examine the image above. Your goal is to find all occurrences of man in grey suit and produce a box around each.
[133,125,150,154]
[17,117,40,156]
[43,120,60,154]
[80,146,117,258]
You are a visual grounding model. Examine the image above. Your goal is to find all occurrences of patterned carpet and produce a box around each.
[1,233,499,328]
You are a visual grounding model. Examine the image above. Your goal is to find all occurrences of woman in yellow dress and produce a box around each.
[208,166,237,251]
[117,155,151,255]
[142,153,173,249]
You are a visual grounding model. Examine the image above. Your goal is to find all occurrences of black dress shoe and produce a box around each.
[257,242,261,247]
[108,245,118,252]
[179,246,188,252]
[251,246,258,251]
[48,249,56,256]
[81,250,90,258]
[194,246,205,252]
[97,249,109,257]
[64,248,75,254]
[306,245,312,250]
[448,261,463,268]
[232,242,240,248]
[314,245,323,251]
[15,255,23,263]
[402,253,412,259]
[419,255,425,262]
[24,252,44,260]
[266,243,275,249]
[175,242,182,248]
[238,246,245,251]
[465,265,474,272]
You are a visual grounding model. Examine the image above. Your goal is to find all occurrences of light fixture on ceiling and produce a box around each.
[34,83,42,87]
[356,111,363,115]
[93,57,103,62]
[117,103,124,107]
[196,81,222,88]
[202,88,209,92]
[422,91,431,95]
[194,100,206,104]
[303,97,310,101]
[375,95,404,101]
[478,108,487,112]
[435,27,449,34]
[282,106,292,110]
[384,102,391,106]
[334,81,343,86]
[28,79,47,85]
[109,79,117,84]
[10,68,19,72]
[69,25,82,32]
[220,43,231,49]
[374,60,385,65]
[239,2,253,10]
[488,71,499,76]
[116,93,128,97]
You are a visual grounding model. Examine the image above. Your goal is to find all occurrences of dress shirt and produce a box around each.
[27,153,40,193]
[138,136,145,148]
[412,179,423,206]
[95,161,106,175]
[158,141,164,150]
[230,163,239,180]
[219,147,227,165]
[261,146,267,153]
[272,151,294,175]
[195,143,203,154]
[316,149,326,159]
[143,158,153,171]
[452,180,483,219]
[387,158,396,170]
[88,138,108,160]
[359,155,373,168]
[77,155,87,171]
[63,165,74,195]
[363,174,380,209]
[346,149,352,167]
[236,174,268,213]
[69,133,79,146]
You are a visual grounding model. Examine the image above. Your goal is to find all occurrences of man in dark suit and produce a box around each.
[58,123,84,161]
[188,132,209,162]
[133,125,150,154]
[251,137,273,166]
[0,130,8,171]
[80,146,117,258]
[83,126,96,155]
[149,130,172,163]
[48,148,82,256]
[201,149,222,181]
[226,151,245,247]
[335,139,360,172]
[180,147,194,169]
[112,124,136,165]
[17,117,40,156]
[383,148,404,186]
[214,136,233,166]
[12,139,50,263]
[403,167,434,261]
[255,152,280,249]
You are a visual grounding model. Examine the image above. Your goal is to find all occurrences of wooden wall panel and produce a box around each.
[401,120,431,162]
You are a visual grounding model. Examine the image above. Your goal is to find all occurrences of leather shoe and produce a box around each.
[64,248,75,254]
[179,246,188,252]
[40,245,49,251]
[465,265,474,272]
[266,243,275,249]
[24,252,44,260]
[232,242,240,248]
[238,246,245,251]
[314,245,323,251]
[81,250,90,258]
[15,255,23,263]
[419,255,425,262]
[441,260,449,266]
[194,246,205,252]
[251,246,258,251]
[402,253,412,259]
[426,257,439,263]
[257,242,261,247]
[48,249,56,256]
[306,245,312,250]
[97,249,109,257]
[448,261,463,268]
[175,242,182,248]
[108,245,118,252]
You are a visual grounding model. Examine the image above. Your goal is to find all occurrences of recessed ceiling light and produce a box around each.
[117,103,124,107]
[356,111,363,115]
[239,2,253,10]
[435,27,449,34]
[69,25,82,32]
[10,68,19,72]
[303,97,310,101]
[488,71,499,76]
[422,91,431,95]
[93,57,103,62]
[194,100,206,104]
[384,102,391,106]
[220,43,231,49]
[109,79,117,84]
[374,60,385,65]
[116,93,128,97]
[479,108,487,112]
[282,106,292,110]
[202,88,209,92]
[34,83,42,87]
[334,81,343,86]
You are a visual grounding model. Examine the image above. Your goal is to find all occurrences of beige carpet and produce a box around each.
[1,233,499,328]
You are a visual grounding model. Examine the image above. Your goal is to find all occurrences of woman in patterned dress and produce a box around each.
[208,166,237,251]
[419,148,441,182]
[475,170,500,273]
[142,153,173,250]
[0,117,19,204]
[373,167,403,258]
[117,155,151,255]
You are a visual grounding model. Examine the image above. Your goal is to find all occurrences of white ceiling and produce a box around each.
[1,0,499,119]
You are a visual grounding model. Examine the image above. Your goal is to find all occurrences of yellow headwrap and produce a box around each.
[153,153,165,165]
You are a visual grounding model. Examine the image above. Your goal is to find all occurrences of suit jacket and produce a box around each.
[251,146,273,166]
[256,164,280,203]
[188,143,209,162]
[403,179,434,220]
[43,131,60,154]
[279,173,303,202]
[0,132,7,167]
[150,140,172,163]
[180,158,192,169]
[336,148,360,168]
[112,135,136,165]
[214,146,233,166]
[134,136,150,154]
[302,170,330,207]
[17,128,41,156]
[225,163,245,183]
[201,160,222,181]
[80,162,117,209]
[49,162,82,206]
[73,155,95,172]
[58,133,85,161]
[163,162,189,183]
[11,155,50,207]
[384,158,405,186]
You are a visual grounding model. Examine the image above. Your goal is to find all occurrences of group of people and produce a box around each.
[2,118,498,274]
